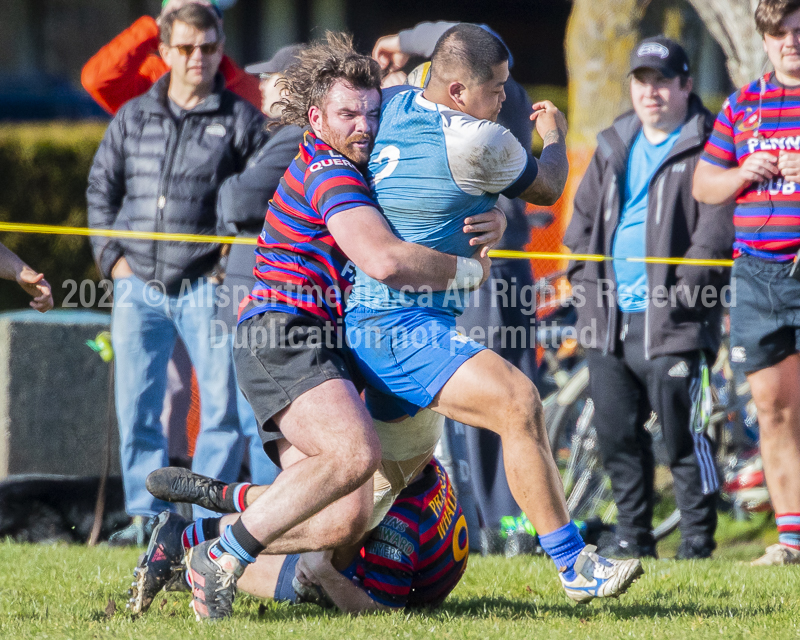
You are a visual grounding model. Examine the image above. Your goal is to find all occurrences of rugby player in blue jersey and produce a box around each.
[345,24,644,602]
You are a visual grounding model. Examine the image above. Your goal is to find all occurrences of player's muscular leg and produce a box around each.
[222,438,375,554]
[747,354,800,514]
[430,350,570,535]
[238,378,381,550]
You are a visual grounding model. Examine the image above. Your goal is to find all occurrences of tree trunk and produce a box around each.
[539,0,651,277]
[565,0,652,148]
[686,0,766,87]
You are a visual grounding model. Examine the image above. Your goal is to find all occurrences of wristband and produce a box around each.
[454,256,483,289]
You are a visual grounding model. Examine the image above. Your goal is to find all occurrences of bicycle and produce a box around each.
[542,317,762,543]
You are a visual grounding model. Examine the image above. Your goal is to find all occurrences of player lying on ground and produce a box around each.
[130,460,468,614]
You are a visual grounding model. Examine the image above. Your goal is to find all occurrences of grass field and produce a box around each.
[1,533,798,640]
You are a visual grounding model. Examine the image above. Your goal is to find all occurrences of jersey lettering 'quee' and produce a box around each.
[344,458,469,608]
[702,73,800,261]
[239,131,376,324]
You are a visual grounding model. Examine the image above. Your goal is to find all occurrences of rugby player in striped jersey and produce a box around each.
[134,33,505,621]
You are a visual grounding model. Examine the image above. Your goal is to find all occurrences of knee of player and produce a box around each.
[342,431,382,484]
[326,493,373,547]
[503,379,543,430]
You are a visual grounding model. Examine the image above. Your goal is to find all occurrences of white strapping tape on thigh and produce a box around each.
[372,409,444,461]
[368,410,445,529]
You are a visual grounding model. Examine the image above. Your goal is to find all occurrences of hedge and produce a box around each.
[0,121,107,311]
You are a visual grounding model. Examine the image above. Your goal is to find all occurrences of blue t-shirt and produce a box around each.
[613,127,681,312]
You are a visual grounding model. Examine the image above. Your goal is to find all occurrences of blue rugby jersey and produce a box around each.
[702,73,800,261]
[347,86,537,314]
[343,458,469,608]
[238,130,376,323]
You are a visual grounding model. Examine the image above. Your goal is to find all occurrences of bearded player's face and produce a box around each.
[310,80,381,166]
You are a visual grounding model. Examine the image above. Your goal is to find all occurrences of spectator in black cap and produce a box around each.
[564,36,734,559]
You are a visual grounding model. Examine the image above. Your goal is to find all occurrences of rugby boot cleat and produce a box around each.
[128,510,189,615]
[147,467,246,513]
[186,539,245,621]
[560,544,644,604]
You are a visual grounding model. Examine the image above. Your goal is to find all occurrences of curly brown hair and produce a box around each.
[756,0,800,36]
[279,32,382,127]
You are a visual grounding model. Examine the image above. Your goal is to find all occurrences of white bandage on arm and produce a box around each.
[453,256,483,289]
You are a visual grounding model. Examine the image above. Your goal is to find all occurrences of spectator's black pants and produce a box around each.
[585,312,718,544]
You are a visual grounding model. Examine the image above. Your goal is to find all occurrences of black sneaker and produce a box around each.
[128,511,189,615]
[147,467,233,513]
[675,536,715,560]
[109,516,155,547]
[186,539,245,621]
[597,535,658,560]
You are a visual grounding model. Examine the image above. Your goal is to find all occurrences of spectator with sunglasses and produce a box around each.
[694,0,800,566]
[81,0,260,115]
[86,3,266,544]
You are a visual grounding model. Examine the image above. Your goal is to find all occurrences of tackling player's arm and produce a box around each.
[295,551,396,615]
[327,205,499,289]
[516,100,569,206]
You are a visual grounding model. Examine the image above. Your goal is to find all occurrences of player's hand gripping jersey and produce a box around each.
[347,86,538,315]
[239,131,376,324]
[702,73,800,261]
[342,458,469,608]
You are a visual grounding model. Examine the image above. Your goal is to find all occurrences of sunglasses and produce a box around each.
[170,42,220,56]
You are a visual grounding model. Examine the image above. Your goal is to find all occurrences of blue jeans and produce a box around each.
[112,275,243,517]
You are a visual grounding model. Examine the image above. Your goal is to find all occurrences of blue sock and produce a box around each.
[210,520,264,566]
[539,521,585,581]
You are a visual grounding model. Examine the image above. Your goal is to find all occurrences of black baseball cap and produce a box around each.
[629,36,690,78]
[245,44,305,75]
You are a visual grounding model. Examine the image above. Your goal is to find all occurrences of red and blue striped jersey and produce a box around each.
[239,130,377,323]
[702,73,800,261]
[344,458,469,609]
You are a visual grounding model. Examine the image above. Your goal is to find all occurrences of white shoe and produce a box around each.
[559,544,644,604]
[751,543,800,566]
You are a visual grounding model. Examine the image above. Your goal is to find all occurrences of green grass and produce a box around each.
[0,539,798,640]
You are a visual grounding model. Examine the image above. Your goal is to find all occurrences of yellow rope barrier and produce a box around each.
[0,221,736,267]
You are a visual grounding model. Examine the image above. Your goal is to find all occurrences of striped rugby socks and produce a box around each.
[221,482,251,513]
[209,519,265,566]
[182,517,222,550]
[776,513,800,550]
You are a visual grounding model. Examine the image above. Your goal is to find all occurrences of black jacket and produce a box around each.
[215,122,305,328]
[87,73,266,293]
[563,94,735,358]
